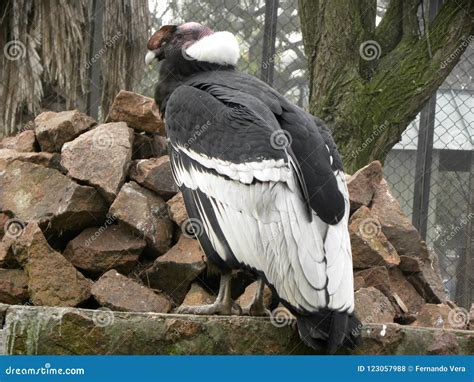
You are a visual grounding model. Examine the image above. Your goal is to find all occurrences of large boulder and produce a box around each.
[0,161,108,232]
[349,206,400,268]
[410,303,467,330]
[34,110,96,152]
[370,178,446,303]
[0,268,28,304]
[91,270,171,313]
[388,268,424,314]
[109,182,174,256]
[347,161,383,211]
[12,223,92,306]
[129,156,178,199]
[0,130,36,152]
[63,224,146,275]
[106,90,165,135]
[354,287,396,324]
[61,122,134,202]
[371,178,425,258]
[139,235,206,304]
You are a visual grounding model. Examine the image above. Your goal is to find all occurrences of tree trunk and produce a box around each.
[298,0,474,173]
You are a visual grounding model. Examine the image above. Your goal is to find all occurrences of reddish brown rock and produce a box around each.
[109,182,173,256]
[404,252,447,304]
[106,90,165,135]
[91,269,171,313]
[0,268,28,304]
[0,130,36,152]
[354,267,392,296]
[0,148,56,168]
[236,281,272,309]
[181,283,215,306]
[129,156,178,199]
[370,179,447,303]
[398,255,422,273]
[411,303,467,330]
[140,235,206,304]
[132,133,167,160]
[0,161,107,232]
[61,122,134,202]
[354,287,396,324]
[13,223,92,306]
[64,224,146,275]
[34,110,96,152]
[167,192,188,227]
[347,161,383,211]
[427,332,460,355]
[349,206,400,268]
[388,268,424,314]
[371,179,424,258]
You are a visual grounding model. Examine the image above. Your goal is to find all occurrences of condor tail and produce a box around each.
[296,309,361,354]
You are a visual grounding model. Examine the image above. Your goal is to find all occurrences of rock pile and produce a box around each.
[0,91,471,333]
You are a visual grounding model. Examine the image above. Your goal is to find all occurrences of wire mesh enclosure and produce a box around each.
[142,0,473,307]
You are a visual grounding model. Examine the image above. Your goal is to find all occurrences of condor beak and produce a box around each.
[145,50,157,65]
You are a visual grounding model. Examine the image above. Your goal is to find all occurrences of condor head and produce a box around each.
[145,22,239,67]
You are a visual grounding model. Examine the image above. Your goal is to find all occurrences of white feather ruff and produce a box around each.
[185,31,240,66]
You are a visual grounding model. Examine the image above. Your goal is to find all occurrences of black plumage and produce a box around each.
[147,22,360,353]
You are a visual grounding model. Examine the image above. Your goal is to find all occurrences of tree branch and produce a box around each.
[375,0,403,55]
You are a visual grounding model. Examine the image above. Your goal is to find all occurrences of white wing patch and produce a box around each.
[177,145,292,184]
[173,150,354,313]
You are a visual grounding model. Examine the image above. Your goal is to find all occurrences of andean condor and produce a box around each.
[146,22,361,353]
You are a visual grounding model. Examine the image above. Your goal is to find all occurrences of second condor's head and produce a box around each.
[145,22,240,69]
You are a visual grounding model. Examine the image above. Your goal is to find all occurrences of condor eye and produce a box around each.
[161,41,167,47]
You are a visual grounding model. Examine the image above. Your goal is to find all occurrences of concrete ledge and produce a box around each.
[1,304,472,355]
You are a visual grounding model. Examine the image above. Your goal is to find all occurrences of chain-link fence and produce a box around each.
[384,45,474,308]
[143,0,473,307]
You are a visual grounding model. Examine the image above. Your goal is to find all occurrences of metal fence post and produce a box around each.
[412,0,441,239]
[260,0,279,86]
[86,0,104,120]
